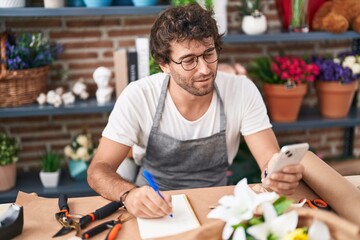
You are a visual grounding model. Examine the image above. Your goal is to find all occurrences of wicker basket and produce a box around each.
[0,33,49,107]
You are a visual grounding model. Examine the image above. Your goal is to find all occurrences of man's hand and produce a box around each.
[124,186,173,218]
[262,153,304,195]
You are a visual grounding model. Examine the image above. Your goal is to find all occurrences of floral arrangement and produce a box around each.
[207,179,330,240]
[247,55,320,86]
[64,134,96,162]
[311,52,360,84]
[4,30,63,70]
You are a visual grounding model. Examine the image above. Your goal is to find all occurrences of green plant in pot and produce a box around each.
[239,0,267,35]
[39,150,62,188]
[0,133,19,192]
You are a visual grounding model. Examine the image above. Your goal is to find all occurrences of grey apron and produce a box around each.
[135,75,229,190]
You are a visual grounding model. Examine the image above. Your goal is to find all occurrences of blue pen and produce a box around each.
[143,169,173,218]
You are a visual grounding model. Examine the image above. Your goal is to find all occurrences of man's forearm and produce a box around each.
[87,162,137,201]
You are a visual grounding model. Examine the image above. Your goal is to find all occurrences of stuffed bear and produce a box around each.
[312,0,360,33]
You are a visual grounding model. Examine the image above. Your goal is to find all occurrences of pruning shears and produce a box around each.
[53,194,123,238]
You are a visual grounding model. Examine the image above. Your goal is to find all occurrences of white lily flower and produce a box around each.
[207,178,278,239]
[247,202,298,240]
[308,219,330,240]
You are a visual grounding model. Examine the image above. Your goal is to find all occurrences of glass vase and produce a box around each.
[289,0,309,32]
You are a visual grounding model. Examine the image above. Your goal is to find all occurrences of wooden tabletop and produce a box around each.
[5,181,320,240]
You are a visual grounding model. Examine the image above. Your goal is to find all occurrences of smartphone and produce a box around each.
[267,143,309,177]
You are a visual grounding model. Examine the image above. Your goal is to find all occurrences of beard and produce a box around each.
[170,69,217,96]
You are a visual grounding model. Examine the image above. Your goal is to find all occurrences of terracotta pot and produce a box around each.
[0,163,17,192]
[315,81,359,119]
[263,83,307,122]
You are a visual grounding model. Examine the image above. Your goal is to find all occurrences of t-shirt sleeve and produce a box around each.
[240,78,272,136]
[102,83,142,147]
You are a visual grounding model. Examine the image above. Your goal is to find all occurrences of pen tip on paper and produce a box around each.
[170,213,173,218]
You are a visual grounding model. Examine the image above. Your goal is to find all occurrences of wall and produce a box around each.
[0,0,359,172]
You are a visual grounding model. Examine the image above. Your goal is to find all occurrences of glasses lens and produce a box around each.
[181,56,198,71]
[203,50,218,64]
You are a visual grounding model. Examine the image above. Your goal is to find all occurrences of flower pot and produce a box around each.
[0,163,17,192]
[68,159,88,181]
[241,14,267,35]
[0,0,26,8]
[44,0,65,8]
[132,0,158,7]
[67,0,85,7]
[84,0,112,7]
[315,81,359,119]
[263,83,307,122]
[113,0,133,5]
[39,169,60,188]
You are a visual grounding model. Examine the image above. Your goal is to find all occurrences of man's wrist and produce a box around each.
[120,186,138,208]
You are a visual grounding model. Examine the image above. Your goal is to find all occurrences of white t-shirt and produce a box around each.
[103,71,272,165]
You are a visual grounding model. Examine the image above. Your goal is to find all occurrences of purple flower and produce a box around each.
[311,54,358,84]
[4,31,63,70]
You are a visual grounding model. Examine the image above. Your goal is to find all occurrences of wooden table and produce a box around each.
[5,181,319,240]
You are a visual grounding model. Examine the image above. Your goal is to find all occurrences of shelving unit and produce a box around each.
[1,5,360,203]
[0,6,168,16]
[0,170,96,204]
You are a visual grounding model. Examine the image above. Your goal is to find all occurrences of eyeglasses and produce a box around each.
[170,47,219,71]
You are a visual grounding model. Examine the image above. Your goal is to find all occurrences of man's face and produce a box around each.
[161,39,218,97]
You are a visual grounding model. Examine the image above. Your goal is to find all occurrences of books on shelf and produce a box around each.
[113,37,150,97]
[135,37,150,79]
[113,47,128,97]
[127,48,138,83]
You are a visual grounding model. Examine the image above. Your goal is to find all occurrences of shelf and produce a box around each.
[0,170,97,204]
[223,31,360,44]
[272,107,360,131]
[0,98,115,118]
[0,5,168,17]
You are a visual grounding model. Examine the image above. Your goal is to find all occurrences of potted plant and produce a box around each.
[0,133,19,192]
[39,150,62,188]
[239,0,267,35]
[1,30,63,107]
[64,133,96,181]
[312,52,360,119]
[247,55,320,122]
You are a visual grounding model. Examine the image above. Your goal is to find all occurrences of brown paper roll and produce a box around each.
[301,151,360,226]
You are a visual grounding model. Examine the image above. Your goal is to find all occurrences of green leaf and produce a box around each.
[273,196,293,215]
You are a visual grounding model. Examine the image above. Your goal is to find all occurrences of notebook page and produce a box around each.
[137,194,200,239]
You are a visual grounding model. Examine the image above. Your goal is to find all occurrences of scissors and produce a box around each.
[299,198,331,211]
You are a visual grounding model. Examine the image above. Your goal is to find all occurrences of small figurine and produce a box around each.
[93,67,113,105]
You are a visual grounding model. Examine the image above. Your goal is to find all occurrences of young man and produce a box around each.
[88,4,304,218]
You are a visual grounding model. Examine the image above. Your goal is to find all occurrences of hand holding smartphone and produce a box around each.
[266,143,309,177]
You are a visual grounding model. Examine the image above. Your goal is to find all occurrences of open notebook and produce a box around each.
[137,194,200,239]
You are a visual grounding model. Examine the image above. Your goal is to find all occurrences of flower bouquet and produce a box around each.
[207,178,332,240]
[247,55,319,122]
[64,133,96,181]
[0,30,63,107]
[311,52,359,118]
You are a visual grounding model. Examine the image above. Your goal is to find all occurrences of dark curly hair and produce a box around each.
[150,3,223,65]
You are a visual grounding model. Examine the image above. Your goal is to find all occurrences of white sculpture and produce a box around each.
[93,66,113,105]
